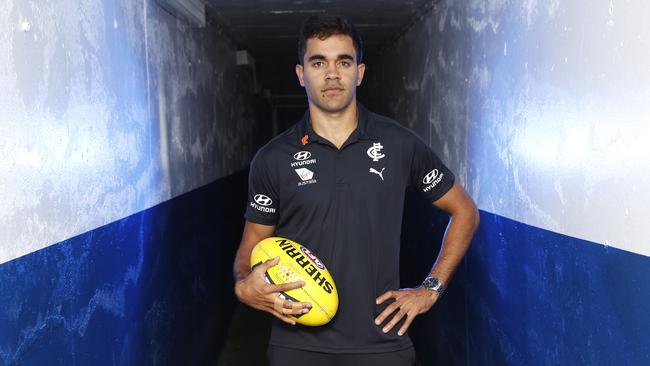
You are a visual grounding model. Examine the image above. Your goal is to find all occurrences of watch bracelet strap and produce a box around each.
[423,276,446,296]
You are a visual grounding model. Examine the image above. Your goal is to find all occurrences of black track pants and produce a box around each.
[267,345,418,366]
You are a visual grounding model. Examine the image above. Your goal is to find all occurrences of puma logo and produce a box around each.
[369,167,385,181]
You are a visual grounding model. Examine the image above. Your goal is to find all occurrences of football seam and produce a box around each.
[299,287,335,320]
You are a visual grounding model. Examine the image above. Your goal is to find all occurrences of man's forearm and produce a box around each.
[233,221,276,283]
[428,209,479,286]
[233,246,252,282]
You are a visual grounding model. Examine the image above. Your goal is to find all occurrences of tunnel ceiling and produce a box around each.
[204,0,434,99]
[206,0,432,55]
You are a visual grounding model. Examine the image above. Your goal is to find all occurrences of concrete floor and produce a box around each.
[217,303,272,366]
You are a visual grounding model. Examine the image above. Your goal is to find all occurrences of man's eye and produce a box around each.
[340,61,351,67]
[313,61,323,68]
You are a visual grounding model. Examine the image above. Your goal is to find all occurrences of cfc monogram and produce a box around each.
[367,142,385,162]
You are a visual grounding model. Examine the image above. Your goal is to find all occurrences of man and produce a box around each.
[233,15,479,366]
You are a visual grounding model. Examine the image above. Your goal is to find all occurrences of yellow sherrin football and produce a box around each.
[250,237,338,326]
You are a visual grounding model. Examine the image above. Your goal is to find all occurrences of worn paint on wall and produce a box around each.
[364,0,650,364]
[0,0,259,264]
[0,173,249,365]
[366,0,650,257]
[362,4,469,186]
[0,0,264,364]
[466,0,650,256]
[465,211,650,365]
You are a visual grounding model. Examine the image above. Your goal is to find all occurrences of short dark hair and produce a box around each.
[297,15,363,65]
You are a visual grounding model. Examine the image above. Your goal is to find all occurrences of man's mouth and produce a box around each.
[322,87,344,92]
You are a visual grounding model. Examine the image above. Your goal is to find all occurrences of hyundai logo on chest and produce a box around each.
[294,151,311,160]
[291,151,317,167]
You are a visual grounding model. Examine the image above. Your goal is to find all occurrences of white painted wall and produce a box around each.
[0,0,258,264]
[465,0,650,255]
[369,0,650,257]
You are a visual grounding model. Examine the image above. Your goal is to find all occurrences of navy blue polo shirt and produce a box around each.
[244,103,455,353]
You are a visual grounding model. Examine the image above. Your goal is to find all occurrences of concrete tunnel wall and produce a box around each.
[0,0,268,364]
[364,0,650,365]
[3,0,650,365]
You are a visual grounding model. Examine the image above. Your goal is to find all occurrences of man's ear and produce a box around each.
[296,64,305,87]
[356,63,366,86]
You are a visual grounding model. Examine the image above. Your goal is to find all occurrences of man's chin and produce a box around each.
[311,97,355,114]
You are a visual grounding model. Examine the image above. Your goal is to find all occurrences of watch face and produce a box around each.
[424,277,443,292]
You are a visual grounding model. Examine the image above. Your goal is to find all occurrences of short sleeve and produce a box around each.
[408,133,455,202]
[244,149,279,225]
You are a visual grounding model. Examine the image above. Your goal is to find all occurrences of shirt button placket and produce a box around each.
[335,152,345,185]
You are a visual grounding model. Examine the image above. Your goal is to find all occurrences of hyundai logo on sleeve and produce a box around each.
[422,169,439,184]
[251,194,276,213]
[254,194,273,206]
[422,169,444,192]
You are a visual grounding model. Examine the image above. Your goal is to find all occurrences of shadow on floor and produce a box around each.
[217,303,271,366]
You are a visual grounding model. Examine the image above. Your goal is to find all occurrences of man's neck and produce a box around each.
[308,101,359,149]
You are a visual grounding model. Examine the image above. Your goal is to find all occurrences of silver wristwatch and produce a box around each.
[422,276,445,296]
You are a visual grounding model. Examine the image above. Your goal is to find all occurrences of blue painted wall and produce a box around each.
[466,211,650,365]
[363,0,650,364]
[4,0,650,364]
[0,0,266,264]
[0,170,248,365]
[399,201,650,365]
[0,0,269,364]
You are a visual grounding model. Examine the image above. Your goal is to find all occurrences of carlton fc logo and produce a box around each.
[367,142,385,162]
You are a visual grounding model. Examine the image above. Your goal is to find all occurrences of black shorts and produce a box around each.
[267,345,418,366]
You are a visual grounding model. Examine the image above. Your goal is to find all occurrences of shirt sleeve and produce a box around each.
[244,149,280,225]
[408,132,455,202]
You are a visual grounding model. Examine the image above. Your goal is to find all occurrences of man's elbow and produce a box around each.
[471,205,480,233]
[465,199,480,234]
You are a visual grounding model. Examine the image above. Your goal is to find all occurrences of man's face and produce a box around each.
[296,34,366,114]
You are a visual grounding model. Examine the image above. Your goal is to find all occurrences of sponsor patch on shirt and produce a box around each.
[422,169,444,192]
[291,151,317,167]
[250,194,276,213]
[295,168,317,186]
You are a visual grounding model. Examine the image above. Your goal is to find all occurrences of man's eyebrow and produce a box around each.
[307,54,355,62]
[307,55,326,62]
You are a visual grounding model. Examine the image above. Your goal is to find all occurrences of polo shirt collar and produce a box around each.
[296,102,376,147]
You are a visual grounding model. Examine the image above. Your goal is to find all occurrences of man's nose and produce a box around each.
[325,63,340,79]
